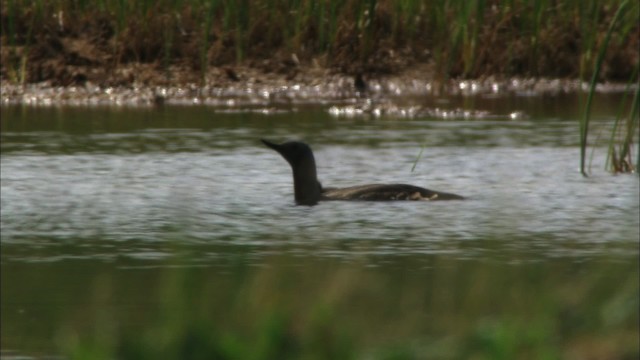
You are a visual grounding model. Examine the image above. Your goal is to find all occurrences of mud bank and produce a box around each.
[1,62,633,113]
[2,0,638,95]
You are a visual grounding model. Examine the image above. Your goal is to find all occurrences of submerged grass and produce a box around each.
[1,0,637,81]
[48,252,639,360]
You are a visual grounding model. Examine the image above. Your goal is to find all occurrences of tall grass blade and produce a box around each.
[605,63,639,173]
[411,145,425,173]
[625,84,639,173]
[579,0,630,176]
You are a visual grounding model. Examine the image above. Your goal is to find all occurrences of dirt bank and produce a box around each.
[2,1,638,92]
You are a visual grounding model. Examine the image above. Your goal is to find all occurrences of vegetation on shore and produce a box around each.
[1,0,638,85]
[1,0,638,172]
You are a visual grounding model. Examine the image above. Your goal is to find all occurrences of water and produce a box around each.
[2,99,637,264]
[1,94,638,357]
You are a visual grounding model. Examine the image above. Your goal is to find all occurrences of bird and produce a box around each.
[354,73,367,93]
[261,139,464,205]
[224,67,241,82]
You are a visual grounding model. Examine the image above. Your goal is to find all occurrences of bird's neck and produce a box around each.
[291,160,321,205]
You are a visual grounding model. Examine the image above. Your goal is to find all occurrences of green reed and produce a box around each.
[411,144,425,173]
[161,13,175,80]
[449,1,484,78]
[3,0,38,84]
[580,0,634,175]
[199,1,218,81]
[606,77,639,173]
[3,0,635,75]
[392,0,421,42]
[3,0,20,83]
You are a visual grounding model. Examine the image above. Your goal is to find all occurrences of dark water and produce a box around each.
[1,93,638,357]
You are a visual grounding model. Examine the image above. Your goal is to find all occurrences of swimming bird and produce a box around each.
[261,139,464,205]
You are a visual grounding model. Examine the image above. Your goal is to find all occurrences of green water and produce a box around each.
[1,94,638,358]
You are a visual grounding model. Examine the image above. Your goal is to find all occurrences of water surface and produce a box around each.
[1,93,638,357]
[2,98,637,264]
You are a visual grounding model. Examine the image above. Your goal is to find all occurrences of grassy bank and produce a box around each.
[1,0,638,85]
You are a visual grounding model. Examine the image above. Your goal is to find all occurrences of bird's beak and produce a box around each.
[261,139,282,153]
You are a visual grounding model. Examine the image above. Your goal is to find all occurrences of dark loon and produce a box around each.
[262,139,464,205]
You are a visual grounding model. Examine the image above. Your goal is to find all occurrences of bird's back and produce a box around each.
[322,184,464,201]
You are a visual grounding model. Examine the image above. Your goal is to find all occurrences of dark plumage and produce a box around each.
[224,67,240,82]
[261,139,464,205]
[354,73,367,93]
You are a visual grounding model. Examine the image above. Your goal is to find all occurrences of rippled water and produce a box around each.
[1,93,639,358]
[2,96,638,265]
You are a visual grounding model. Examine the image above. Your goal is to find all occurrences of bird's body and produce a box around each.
[322,184,462,201]
[261,139,464,205]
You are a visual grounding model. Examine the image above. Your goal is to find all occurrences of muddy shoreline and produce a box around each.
[1,62,634,109]
[2,0,638,108]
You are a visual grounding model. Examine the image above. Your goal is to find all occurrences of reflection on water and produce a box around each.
[1,101,638,264]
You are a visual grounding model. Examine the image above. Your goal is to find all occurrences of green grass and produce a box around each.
[47,253,639,360]
[3,0,637,172]
[605,72,639,173]
[1,0,637,79]
[579,0,638,175]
